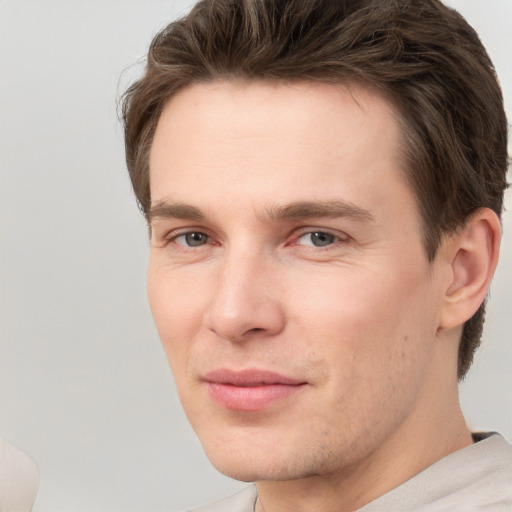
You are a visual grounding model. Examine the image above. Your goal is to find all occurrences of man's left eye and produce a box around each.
[296,231,339,247]
[175,232,210,247]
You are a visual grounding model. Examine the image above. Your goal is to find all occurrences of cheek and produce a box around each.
[299,270,436,445]
[147,263,210,368]
[290,263,436,385]
[290,264,418,336]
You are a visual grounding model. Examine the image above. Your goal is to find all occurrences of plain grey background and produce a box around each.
[0,1,510,511]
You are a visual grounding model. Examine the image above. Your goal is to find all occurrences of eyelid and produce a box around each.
[293,226,349,238]
[173,227,210,238]
[154,225,349,250]
[156,226,214,248]
[288,227,350,247]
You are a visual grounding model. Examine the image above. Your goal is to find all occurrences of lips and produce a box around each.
[204,369,306,411]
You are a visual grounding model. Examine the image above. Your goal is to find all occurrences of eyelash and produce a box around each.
[289,229,348,250]
[163,227,348,251]
[164,228,214,249]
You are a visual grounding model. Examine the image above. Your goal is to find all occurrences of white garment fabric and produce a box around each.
[0,438,39,512]
[186,433,512,511]
[186,486,257,512]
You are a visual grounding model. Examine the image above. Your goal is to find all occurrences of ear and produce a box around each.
[438,208,501,331]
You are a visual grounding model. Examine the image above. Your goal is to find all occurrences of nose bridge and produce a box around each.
[207,242,283,341]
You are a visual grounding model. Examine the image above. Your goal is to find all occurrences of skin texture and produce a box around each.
[147,81,499,511]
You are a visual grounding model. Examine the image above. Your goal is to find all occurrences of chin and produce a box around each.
[210,459,296,483]
[201,437,338,483]
[212,457,332,483]
[202,441,293,482]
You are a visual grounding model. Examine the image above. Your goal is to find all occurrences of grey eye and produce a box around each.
[297,231,338,247]
[310,232,336,246]
[181,232,209,246]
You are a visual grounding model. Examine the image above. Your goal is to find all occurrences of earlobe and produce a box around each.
[439,208,501,331]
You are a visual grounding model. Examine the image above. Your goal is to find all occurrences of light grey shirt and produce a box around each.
[186,433,512,511]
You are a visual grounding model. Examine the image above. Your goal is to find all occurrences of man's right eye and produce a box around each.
[174,232,210,247]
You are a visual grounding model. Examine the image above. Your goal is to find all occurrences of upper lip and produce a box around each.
[203,369,305,387]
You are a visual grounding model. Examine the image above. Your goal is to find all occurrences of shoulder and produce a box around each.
[184,486,257,512]
[361,433,512,511]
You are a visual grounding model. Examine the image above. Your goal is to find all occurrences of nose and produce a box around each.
[206,250,285,342]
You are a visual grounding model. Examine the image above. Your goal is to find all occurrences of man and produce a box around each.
[122,0,511,510]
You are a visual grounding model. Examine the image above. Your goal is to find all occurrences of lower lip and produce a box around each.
[207,382,304,411]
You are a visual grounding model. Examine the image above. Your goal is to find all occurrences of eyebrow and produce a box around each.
[149,202,206,222]
[266,200,374,222]
[149,199,374,223]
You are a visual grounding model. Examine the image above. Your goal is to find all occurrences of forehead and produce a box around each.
[149,80,410,218]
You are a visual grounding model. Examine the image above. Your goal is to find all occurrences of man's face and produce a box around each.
[148,81,448,482]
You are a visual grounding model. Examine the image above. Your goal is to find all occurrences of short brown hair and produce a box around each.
[122,0,509,378]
